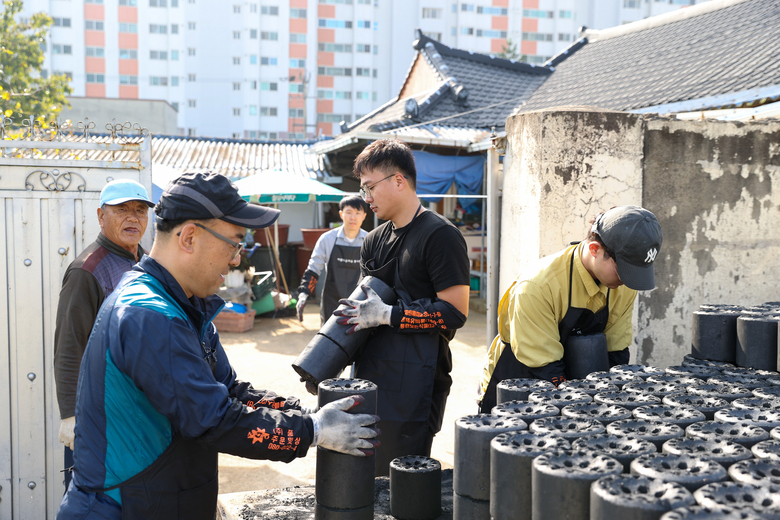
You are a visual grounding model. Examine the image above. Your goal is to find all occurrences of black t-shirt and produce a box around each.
[360,210,470,301]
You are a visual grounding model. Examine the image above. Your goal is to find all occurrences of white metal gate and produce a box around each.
[0,118,153,519]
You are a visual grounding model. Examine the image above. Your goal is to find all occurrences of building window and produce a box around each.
[261,57,278,65]
[188,73,196,81]
[119,23,138,33]
[249,105,257,115]
[53,17,71,27]
[233,108,241,116]
[477,6,507,14]
[85,20,104,30]
[522,9,553,18]
[356,91,370,100]
[85,0,104,3]
[290,59,305,68]
[250,80,257,89]
[421,8,441,18]
[150,76,168,86]
[355,67,370,76]
[318,19,353,29]
[623,0,640,7]
[373,69,377,78]
[188,99,196,107]
[317,114,351,123]
[119,75,138,85]
[53,70,73,80]
[522,32,553,42]
[250,4,257,12]
[232,133,241,139]
[558,33,572,41]
[188,22,196,30]
[52,44,72,54]
[356,44,370,53]
[290,33,306,43]
[476,29,507,38]
[150,24,168,34]
[260,107,277,116]
[261,31,278,40]
[150,50,168,60]
[150,0,168,6]
[289,84,304,93]
[559,10,572,18]
[119,0,138,5]
[250,29,257,39]
[172,102,179,111]
[188,128,196,136]
[291,8,306,18]
[260,82,278,91]
[357,20,370,28]
[171,24,179,34]
[233,4,240,13]
[289,108,304,118]
[171,76,179,86]
[233,82,241,90]
[318,43,352,52]
[261,6,278,15]
[233,31,241,39]
[461,27,473,35]
[318,0,353,3]
[461,3,474,11]
[171,50,179,60]
[86,74,105,83]
[188,47,196,56]
[372,91,377,101]
[233,57,240,65]
[85,46,104,57]
[422,32,440,41]
[120,49,138,59]
[318,67,352,76]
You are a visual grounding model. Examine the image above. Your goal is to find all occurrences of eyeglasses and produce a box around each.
[359,173,398,201]
[194,223,245,259]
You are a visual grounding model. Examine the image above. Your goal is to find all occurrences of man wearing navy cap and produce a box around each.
[54,178,154,488]
[477,206,663,412]
[57,172,379,520]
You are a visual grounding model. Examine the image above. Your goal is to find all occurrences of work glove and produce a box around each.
[296,293,308,322]
[299,400,318,415]
[310,396,380,456]
[333,285,392,334]
[59,416,76,451]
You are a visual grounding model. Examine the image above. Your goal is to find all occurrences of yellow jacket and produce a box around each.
[479,243,636,394]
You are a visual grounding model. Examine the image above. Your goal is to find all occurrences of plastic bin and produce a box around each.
[251,271,274,300]
[252,293,275,315]
[213,309,256,333]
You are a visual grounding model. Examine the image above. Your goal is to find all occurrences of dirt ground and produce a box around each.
[216,303,487,494]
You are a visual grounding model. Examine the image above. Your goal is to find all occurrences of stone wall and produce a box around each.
[500,106,780,368]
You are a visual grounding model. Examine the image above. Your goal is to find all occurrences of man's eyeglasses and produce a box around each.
[192,223,245,259]
[359,173,399,201]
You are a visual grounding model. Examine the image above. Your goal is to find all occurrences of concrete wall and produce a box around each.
[500,107,780,368]
[62,97,179,136]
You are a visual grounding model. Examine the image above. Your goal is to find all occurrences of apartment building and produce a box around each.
[25,0,708,140]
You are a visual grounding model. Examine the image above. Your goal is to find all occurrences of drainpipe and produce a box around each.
[486,134,505,349]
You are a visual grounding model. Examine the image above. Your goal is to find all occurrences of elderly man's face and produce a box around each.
[98,200,150,257]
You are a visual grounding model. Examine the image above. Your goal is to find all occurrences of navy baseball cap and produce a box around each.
[155,172,280,229]
[591,205,663,291]
[100,179,154,207]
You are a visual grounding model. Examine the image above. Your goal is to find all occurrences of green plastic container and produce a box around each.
[251,271,274,300]
[252,292,275,315]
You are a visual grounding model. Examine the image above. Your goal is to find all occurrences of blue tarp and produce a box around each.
[412,151,484,214]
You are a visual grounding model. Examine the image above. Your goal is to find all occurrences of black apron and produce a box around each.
[353,206,447,476]
[321,241,362,324]
[479,245,610,413]
[79,338,221,519]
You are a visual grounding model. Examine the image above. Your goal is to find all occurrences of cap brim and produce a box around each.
[615,257,656,291]
[104,197,155,207]
[221,202,281,229]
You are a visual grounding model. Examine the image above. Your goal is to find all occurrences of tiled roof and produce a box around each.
[22,134,332,179]
[338,31,551,140]
[521,0,780,113]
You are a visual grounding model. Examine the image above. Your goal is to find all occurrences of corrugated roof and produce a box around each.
[20,134,332,178]
[521,0,780,114]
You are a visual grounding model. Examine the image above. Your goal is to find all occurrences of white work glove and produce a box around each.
[296,293,308,322]
[299,400,318,415]
[310,396,380,456]
[59,416,76,451]
[333,285,392,335]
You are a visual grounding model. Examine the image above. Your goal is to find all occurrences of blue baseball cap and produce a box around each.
[100,179,154,207]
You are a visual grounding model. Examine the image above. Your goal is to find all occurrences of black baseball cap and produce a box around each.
[591,205,663,291]
[155,172,280,229]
